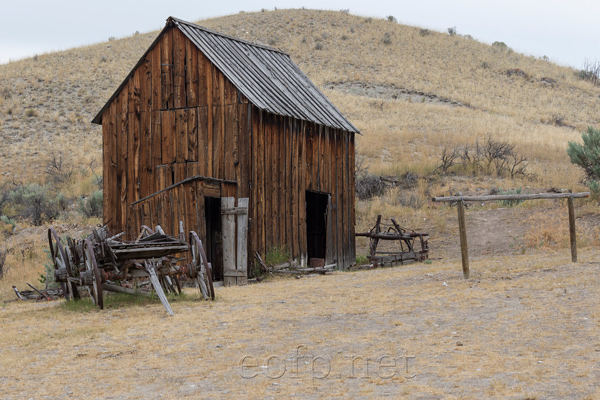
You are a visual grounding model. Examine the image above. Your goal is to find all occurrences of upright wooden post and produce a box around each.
[222,197,236,287]
[236,198,249,285]
[456,200,470,279]
[567,196,577,263]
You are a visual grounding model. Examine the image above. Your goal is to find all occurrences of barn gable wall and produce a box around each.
[100,24,356,270]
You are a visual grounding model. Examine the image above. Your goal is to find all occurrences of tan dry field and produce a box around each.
[1,250,600,399]
[2,207,600,399]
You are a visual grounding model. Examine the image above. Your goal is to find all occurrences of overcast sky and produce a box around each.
[1,0,598,69]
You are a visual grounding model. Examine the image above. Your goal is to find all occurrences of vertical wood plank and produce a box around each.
[139,111,151,198]
[118,109,128,232]
[140,53,152,113]
[212,105,222,179]
[151,111,162,191]
[185,39,198,108]
[236,198,249,285]
[197,106,208,176]
[285,117,292,253]
[151,44,161,110]
[278,115,286,247]
[222,197,236,286]
[250,107,259,258]
[349,132,356,264]
[224,105,237,181]
[161,111,173,164]
[197,51,208,107]
[299,121,307,264]
[264,116,272,250]
[336,131,343,267]
[257,110,265,255]
[187,108,198,162]
[160,29,173,109]
[176,108,188,163]
[290,118,298,259]
[128,111,141,203]
[172,28,186,109]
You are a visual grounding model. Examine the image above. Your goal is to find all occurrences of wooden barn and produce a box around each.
[92,17,359,281]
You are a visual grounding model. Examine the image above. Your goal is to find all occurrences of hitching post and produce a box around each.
[567,196,577,263]
[456,199,470,279]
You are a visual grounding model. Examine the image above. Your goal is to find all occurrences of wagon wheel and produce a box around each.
[189,231,215,300]
[67,237,81,267]
[48,228,80,300]
[83,238,104,310]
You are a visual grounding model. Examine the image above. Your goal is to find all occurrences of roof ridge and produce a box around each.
[167,16,289,56]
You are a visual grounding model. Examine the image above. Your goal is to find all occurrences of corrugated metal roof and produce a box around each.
[93,17,358,133]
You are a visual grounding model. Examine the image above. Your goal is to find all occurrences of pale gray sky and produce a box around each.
[1,0,598,68]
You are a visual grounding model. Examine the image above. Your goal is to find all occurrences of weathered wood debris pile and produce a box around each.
[254,251,336,277]
[356,215,429,267]
[48,222,214,316]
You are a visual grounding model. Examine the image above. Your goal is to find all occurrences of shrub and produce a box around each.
[497,187,523,207]
[78,190,103,218]
[315,42,323,51]
[588,180,600,202]
[567,126,600,180]
[387,15,397,23]
[575,59,600,86]
[25,109,38,117]
[383,33,392,45]
[6,183,66,225]
[492,41,508,50]
[419,28,431,36]
[447,26,457,35]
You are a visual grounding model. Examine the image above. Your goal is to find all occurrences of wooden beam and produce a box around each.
[457,200,469,279]
[567,196,577,263]
[432,192,590,202]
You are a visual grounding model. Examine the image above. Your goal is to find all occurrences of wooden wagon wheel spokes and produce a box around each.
[83,238,103,310]
[189,231,215,300]
[48,228,80,300]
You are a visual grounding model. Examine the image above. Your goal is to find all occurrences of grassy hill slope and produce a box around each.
[1,9,598,187]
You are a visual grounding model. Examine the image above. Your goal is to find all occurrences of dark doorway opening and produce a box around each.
[306,191,328,262]
[205,197,223,281]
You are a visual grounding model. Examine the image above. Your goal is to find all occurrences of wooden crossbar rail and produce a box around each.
[432,192,589,202]
[432,192,589,279]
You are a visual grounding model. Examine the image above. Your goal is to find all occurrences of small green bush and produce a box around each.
[25,109,38,118]
[497,187,523,207]
[78,190,103,218]
[264,246,289,266]
[567,126,600,180]
[356,254,369,265]
[587,180,600,202]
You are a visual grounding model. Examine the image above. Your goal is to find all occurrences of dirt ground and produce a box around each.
[1,206,600,399]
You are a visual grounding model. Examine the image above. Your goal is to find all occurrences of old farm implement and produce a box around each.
[356,215,429,267]
[48,224,215,316]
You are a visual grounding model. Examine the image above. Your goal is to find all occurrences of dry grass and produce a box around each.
[1,249,600,398]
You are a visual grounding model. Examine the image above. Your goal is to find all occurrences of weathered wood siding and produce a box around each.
[100,25,356,270]
[249,109,356,269]
[101,26,250,238]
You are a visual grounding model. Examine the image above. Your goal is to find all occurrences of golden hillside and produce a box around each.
[1,8,598,188]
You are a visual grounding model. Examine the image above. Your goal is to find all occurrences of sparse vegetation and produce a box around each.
[576,59,600,86]
[567,126,600,180]
[3,183,67,226]
[78,190,103,218]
